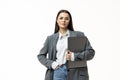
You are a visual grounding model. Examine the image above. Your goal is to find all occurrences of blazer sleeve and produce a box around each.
[37,36,53,69]
[74,33,95,61]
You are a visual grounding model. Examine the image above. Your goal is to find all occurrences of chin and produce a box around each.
[60,26,67,29]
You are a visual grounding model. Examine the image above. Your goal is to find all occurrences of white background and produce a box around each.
[0,0,120,80]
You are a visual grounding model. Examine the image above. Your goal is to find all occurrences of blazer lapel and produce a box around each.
[51,32,59,60]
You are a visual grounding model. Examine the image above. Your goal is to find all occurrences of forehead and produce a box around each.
[58,12,70,17]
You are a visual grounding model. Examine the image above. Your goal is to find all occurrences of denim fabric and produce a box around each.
[53,65,67,80]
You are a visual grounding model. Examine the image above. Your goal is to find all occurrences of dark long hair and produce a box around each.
[54,9,74,34]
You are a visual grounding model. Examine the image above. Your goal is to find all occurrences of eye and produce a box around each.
[65,17,69,20]
[59,17,63,20]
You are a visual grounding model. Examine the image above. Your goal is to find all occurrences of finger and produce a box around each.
[67,51,70,54]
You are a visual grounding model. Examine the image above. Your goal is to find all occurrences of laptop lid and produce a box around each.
[68,36,87,52]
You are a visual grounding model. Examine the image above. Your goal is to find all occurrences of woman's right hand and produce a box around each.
[55,64,62,70]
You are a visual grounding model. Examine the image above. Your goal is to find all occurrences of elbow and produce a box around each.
[37,54,42,62]
[86,49,95,60]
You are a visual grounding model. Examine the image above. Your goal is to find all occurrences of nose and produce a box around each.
[62,18,65,22]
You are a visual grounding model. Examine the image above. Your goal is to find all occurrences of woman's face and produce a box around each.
[57,12,70,29]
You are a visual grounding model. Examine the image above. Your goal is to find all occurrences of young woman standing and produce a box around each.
[37,9,95,80]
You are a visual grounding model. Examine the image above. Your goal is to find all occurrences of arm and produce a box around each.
[37,36,53,69]
[74,37,95,61]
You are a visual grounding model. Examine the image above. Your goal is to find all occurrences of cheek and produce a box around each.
[66,21,70,25]
[57,20,60,24]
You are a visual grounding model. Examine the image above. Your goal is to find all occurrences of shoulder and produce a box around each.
[46,32,59,39]
[70,30,85,36]
[74,31,84,35]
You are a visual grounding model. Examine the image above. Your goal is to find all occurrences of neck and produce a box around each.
[59,28,68,35]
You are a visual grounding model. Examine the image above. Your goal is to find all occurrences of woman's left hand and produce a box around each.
[66,50,71,60]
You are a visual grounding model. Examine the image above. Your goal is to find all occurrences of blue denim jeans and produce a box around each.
[53,65,67,80]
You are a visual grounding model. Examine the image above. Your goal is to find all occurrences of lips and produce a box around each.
[61,23,66,25]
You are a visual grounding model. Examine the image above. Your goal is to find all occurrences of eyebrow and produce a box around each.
[59,16,69,18]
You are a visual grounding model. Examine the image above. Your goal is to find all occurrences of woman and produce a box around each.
[37,9,95,80]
